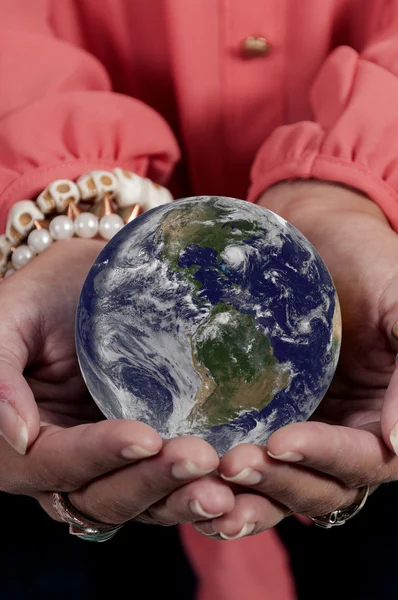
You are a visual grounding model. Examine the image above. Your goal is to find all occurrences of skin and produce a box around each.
[0,239,235,526]
[195,181,398,539]
[2,180,398,541]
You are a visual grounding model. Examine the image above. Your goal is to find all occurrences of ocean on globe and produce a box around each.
[76,196,341,456]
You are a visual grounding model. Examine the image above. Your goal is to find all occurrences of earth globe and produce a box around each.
[76,196,341,456]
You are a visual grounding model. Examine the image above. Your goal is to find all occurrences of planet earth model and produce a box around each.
[76,196,341,456]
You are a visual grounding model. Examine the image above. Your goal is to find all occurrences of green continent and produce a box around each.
[188,304,291,428]
[158,201,291,428]
[158,201,258,292]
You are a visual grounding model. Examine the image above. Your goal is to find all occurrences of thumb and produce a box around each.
[0,360,40,454]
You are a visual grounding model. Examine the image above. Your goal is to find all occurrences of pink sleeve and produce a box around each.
[0,0,180,232]
[248,2,398,231]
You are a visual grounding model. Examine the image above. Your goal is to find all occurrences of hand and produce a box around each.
[1,422,234,528]
[0,239,234,527]
[193,181,398,539]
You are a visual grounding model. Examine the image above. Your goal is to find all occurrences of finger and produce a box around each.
[0,360,40,454]
[144,475,236,526]
[219,442,361,516]
[381,362,398,454]
[266,421,396,488]
[67,435,220,525]
[0,419,163,495]
[193,494,290,540]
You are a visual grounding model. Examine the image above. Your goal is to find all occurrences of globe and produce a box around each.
[76,196,341,456]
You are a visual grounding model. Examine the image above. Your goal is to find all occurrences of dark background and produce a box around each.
[0,483,397,600]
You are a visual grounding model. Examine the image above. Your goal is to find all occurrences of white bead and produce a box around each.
[37,179,80,215]
[49,216,74,240]
[0,234,12,271]
[36,189,54,214]
[6,200,44,245]
[27,229,53,254]
[77,170,117,202]
[4,268,15,278]
[113,168,144,207]
[99,214,124,240]
[76,172,96,201]
[37,180,80,214]
[49,179,80,213]
[74,213,99,238]
[142,179,173,211]
[91,170,117,197]
[11,245,33,270]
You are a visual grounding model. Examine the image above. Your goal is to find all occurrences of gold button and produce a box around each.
[242,36,269,57]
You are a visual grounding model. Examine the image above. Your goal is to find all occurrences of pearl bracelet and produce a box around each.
[0,169,172,279]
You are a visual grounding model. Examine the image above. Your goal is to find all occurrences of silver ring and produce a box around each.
[310,484,370,529]
[52,492,123,542]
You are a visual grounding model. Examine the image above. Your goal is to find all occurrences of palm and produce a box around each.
[309,209,398,431]
[0,237,106,428]
[25,333,99,428]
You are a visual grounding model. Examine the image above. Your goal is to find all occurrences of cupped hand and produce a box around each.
[193,181,398,539]
[1,421,232,527]
[258,181,398,447]
[0,237,108,450]
[0,239,234,528]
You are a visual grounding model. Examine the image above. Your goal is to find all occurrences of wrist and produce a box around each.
[257,180,389,236]
[258,181,398,325]
[0,168,173,279]
[257,180,396,305]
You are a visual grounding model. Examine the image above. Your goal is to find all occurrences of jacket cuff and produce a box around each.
[248,135,398,232]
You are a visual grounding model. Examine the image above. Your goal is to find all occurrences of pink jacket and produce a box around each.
[2,1,398,598]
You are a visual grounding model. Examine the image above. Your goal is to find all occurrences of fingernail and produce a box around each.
[193,523,218,537]
[189,499,223,519]
[171,460,213,480]
[219,523,255,540]
[121,444,160,460]
[267,450,304,462]
[390,423,398,455]
[221,467,262,485]
[0,401,28,455]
